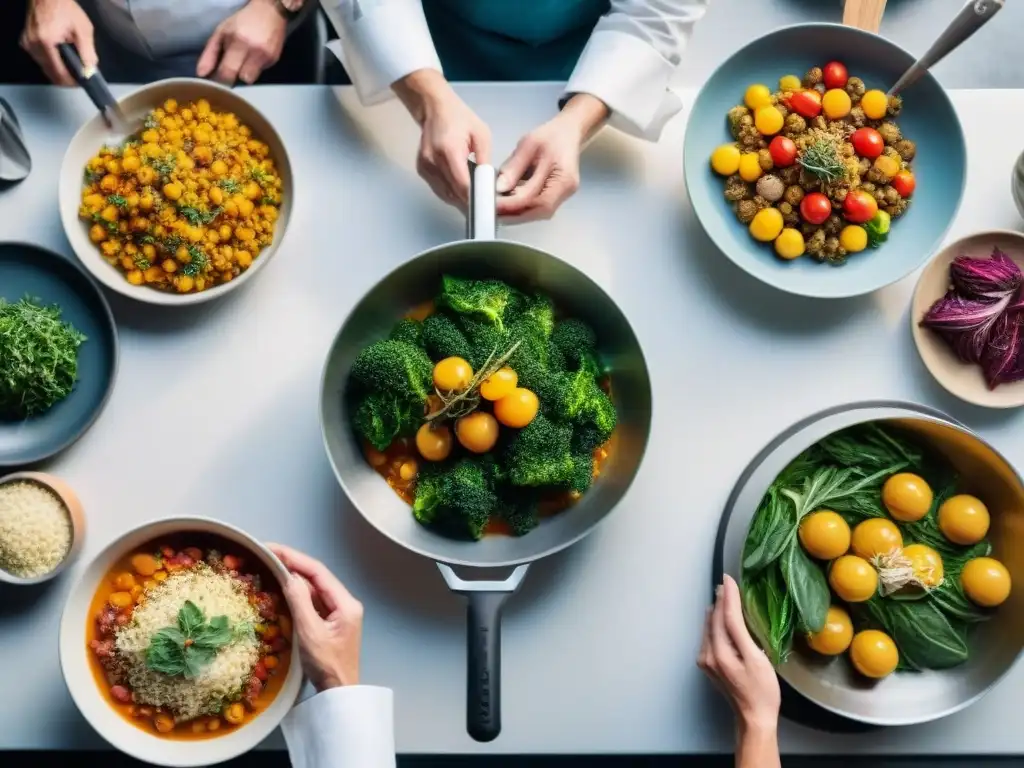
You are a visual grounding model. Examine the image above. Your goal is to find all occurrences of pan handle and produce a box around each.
[467,163,497,242]
[437,563,529,742]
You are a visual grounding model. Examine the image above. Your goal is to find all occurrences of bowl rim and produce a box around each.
[910,228,1024,409]
[58,77,293,307]
[682,21,968,299]
[0,471,84,585]
[58,514,304,766]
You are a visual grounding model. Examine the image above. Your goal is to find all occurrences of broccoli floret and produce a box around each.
[388,318,422,347]
[572,423,607,454]
[553,367,617,438]
[567,452,595,494]
[439,276,519,332]
[421,312,472,362]
[350,340,433,403]
[459,316,508,370]
[412,459,496,540]
[550,319,596,370]
[495,487,541,536]
[506,414,575,487]
[352,391,420,451]
[519,293,555,339]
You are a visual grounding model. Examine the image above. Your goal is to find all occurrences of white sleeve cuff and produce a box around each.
[282,685,396,768]
[320,0,442,105]
[563,29,683,141]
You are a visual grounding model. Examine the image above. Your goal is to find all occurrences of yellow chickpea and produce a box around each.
[187,227,204,243]
[89,224,107,243]
[177,275,195,292]
[89,156,105,170]
[209,186,224,205]
[163,98,178,113]
[142,243,156,260]
[163,182,183,200]
[180,108,194,122]
[210,159,228,176]
[161,259,177,273]
[105,159,121,175]
[126,270,144,285]
[196,99,211,117]
[195,277,207,291]
[100,175,118,193]
[193,146,213,165]
[119,256,134,271]
[144,266,163,282]
[236,250,252,268]
[175,245,189,262]
[218,224,232,240]
[137,166,156,185]
[139,194,154,211]
[122,155,140,173]
[238,198,255,218]
[141,129,159,144]
[100,205,119,222]
[124,242,137,255]
[126,193,140,208]
[165,129,182,144]
[100,240,119,257]
[193,129,211,145]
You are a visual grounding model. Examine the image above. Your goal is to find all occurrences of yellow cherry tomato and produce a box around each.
[774,228,805,260]
[738,152,763,183]
[433,357,473,392]
[861,89,888,120]
[902,544,944,588]
[872,154,900,181]
[456,411,499,453]
[710,143,742,176]
[744,83,773,110]
[480,366,519,401]
[749,208,784,242]
[882,473,933,522]
[494,387,540,428]
[754,105,784,136]
[961,557,1011,608]
[850,630,899,679]
[821,88,852,119]
[938,494,990,545]
[829,555,878,603]
[798,510,850,560]
[839,225,868,253]
[415,422,453,462]
[779,74,802,92]
[807,606,853,656]
[851,518,903,560]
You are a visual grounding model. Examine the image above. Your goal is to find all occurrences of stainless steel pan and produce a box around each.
[320,165,652,741]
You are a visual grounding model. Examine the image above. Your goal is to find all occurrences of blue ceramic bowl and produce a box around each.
[683,23,966,299]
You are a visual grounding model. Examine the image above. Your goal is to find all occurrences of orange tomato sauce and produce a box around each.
[86,534,293,740]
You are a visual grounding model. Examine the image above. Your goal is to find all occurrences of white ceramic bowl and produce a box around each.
[58,78,293,306]
[59,516,303,767]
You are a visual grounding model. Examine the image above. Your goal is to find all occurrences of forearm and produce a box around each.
[559,93,610,144]
[392,68,453,125]
[736,721,781,768]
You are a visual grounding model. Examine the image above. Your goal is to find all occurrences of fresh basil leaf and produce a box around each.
[193,616,233,650]
[152,626,186,646]
[146,635,187,676]
[780,539,829,634]
[741,570,794,667]
[183,645,212,678]
[867,598,969,669]
[743,490,795,574]
[178,600,205,636]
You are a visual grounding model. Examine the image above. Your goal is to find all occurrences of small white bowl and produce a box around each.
[0,472,85,585]
[59,516,303,767]
[911,229,1024,408]
[58,78,293,306]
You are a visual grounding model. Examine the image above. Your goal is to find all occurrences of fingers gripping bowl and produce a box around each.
[60,517,302,767]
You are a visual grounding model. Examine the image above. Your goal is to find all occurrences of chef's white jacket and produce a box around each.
[320,0,709,140]
[282,685,396,767]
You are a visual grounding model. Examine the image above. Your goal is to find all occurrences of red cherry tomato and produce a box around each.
[843,189,879,223]
[823,61,848,90]
[787,89,822,119]
[768,135,797,167]
[800,192,832,225]
[892,170,916,198]
[851,127,884,159]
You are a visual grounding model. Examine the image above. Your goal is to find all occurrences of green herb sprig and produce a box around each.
[798,139,846,183]
[178,206,222,226]
[425,340,521,424]
[181,246,209,277]
[145,601,235,678]
[219,179,241,195]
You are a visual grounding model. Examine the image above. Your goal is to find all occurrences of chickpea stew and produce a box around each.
[87,536,292,739]
[79,98,283,294]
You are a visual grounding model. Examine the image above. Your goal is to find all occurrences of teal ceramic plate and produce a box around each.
[0,243,118,467]
[683,23,967,299]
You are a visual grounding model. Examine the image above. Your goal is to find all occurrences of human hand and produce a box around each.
[697,574,781,733]
[393,69,491,208]
[268,543,364,692]
[20,0,97,86]
[197,0,287,85]
[495,93,608,222]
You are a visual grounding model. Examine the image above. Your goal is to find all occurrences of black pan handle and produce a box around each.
[437,563,529,743]
[57,43,118,116]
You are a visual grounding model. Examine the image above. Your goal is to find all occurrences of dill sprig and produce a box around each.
[426,341,522,423]
[219,179,241,195]
[178,205,222,226]
[107,194,127,209]
[181,246,209,277]
[798,139,846,183]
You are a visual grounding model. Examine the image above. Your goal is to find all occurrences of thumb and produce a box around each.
[282,573,321,632]
[72,23,98,71]
[196,27,225,78]
[497,139,537,194]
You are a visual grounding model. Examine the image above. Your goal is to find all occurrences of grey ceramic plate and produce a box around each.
[0,242,118,467]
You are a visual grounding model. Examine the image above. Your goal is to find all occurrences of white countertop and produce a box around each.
[1,83,1024,756]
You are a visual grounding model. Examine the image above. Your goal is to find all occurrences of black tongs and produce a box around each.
[57,43,133,136]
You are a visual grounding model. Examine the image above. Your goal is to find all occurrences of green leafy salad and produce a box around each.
[742,424,1009,679]
[347,276,617,541]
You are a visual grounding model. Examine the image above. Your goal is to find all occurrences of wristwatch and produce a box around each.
[270,0,305,20]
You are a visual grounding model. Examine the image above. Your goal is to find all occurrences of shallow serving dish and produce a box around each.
[684,23,966,299]
[0,471,84,585]
[716,401,1024,726]
[59,516,302,767]
[912,230,1024,409]
[58,78,293,306]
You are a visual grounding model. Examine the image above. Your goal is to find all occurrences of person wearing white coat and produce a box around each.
[321,0,709,220]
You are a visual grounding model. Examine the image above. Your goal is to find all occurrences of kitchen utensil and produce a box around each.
[59,516,303,767]
[683,23,966,299]
[888,0,1004,98]
[57,43,133,137]
[0,472,85,585]
[320,164,652,742]
[716,401,1024,726]
[0,242,118,468]
[911,230,1024,408]
[0,98,31,182]
[842,0,887,33]
[58,78,293,306]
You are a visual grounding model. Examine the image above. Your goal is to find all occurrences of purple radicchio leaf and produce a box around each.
[981,310,1024,389]
[921,289,1012,364]
[949,248,1022,300]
